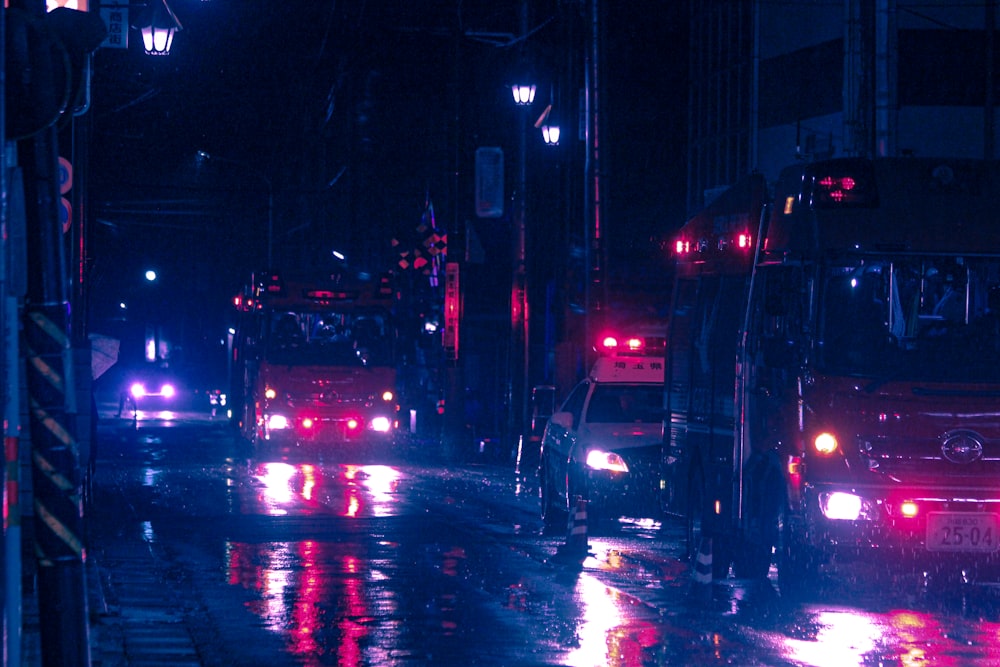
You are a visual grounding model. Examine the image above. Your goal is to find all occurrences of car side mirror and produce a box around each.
[550,411,574,430]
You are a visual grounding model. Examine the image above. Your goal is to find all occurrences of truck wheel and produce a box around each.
[777,508,819,599]
[733,459,783,579]
[732,538,772,579]
[686,470,732,580]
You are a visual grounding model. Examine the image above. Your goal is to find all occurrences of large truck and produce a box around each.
[663,157,1000,594]
[230,270,399,452]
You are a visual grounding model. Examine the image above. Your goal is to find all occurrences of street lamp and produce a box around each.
[539,105,561,146]
[506,5,535,462]
[196,150,275,269]
[130,0,183,55]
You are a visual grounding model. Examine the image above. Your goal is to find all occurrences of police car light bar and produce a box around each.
[597,334,666,356]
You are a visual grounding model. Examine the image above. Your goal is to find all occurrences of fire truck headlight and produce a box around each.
[381,390,394,402]
[130,382,147,398]
[813,431,839,455]
[160,384,176,399]
[819,491,863,520]
[585,450,629,473]
[265,387,277,400]
[370,416,391,432]
[267,414,290,430]
[346,418,360,430]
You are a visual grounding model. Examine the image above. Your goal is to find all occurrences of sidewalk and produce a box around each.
[20,407,205,666]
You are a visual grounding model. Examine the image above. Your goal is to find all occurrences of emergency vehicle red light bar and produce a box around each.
[598,334,666,355]
[306,290,359,301]
[808,160,878,208]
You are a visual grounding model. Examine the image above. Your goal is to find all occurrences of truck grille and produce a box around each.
[859,432,1000,484]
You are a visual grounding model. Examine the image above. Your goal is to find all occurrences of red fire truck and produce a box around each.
[230,270,399,452]
[664,157,1000,594]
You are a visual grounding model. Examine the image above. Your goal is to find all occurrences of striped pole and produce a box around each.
[18,29,92,660]
[26,303,91,666]
[566,496,589,556]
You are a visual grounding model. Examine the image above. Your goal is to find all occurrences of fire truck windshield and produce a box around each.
[818,257,1000,382]
[265,310,392,367]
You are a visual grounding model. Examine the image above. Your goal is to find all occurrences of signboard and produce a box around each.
[47,0,88,9]
[475,147,504,219]
[443,262,460,360]
[100,5,129,49]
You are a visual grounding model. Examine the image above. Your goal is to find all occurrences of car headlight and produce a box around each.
[370,416,392,432]
[585,449,629,473]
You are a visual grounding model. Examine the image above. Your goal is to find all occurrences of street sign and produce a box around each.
[475,147,504,219]
[444,263,460,360]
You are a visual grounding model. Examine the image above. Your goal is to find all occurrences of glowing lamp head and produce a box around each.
[346,418,360,430]
[265,387,277,400]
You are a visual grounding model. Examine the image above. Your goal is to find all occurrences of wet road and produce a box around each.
[87,410,1000,666]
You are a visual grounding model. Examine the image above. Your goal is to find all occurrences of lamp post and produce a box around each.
[129,0,183,55]
[196,150,274,269]
[507,1,535,462]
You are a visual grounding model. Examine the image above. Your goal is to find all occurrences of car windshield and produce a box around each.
[264,309,393,367]
[817,256,1000,383]
[586,384,662,423]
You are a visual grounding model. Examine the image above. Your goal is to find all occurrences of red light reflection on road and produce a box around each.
[564,573,661,667]
[227,540,369,666]
[250,462,402,517]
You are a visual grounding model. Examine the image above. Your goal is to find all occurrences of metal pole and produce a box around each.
[14,2,91,663]
[506,0,530,462]
[266,186,273,269]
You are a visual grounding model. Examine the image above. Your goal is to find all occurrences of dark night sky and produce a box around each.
[87,1,687,331]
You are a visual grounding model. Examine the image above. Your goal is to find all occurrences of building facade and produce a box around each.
[688,0,998,214]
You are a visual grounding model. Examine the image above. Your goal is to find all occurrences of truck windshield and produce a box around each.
[818,257,1000,383]
[265,310,393,367]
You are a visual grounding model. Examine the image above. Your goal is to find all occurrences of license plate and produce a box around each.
[926,512,1000,553]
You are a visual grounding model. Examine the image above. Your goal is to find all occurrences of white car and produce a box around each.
[539,351,665,531]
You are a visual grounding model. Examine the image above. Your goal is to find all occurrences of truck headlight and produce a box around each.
[267,414,290,430]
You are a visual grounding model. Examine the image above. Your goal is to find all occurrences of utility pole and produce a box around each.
[584,0,606,370]
[9,2,105,665]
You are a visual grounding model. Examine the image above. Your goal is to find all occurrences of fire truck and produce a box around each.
[230,270,399,452]
[664,157,1000,593]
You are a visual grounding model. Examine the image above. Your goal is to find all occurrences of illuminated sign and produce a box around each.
[47,0,89,9]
